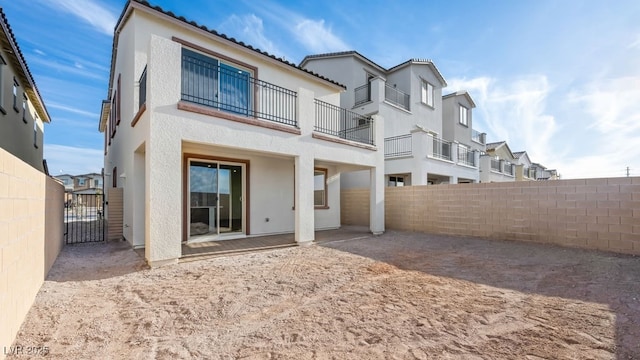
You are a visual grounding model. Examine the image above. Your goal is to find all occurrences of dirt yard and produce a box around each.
[10,229,640,359]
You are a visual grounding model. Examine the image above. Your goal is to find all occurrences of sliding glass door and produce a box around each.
[189,160,244,241]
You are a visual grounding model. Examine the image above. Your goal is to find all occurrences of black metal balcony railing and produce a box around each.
[384,134,412,158]
[491,159,501,171]
[384,84,410,111]
[432,137,452,161]
[181,51,297,127]
[354,83,371,106]
[314,99,374,146]
[139,66,147,110]
[457,145,475,167]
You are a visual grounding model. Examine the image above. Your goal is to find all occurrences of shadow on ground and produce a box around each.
[319,229,640,359]
[47,239,147,282]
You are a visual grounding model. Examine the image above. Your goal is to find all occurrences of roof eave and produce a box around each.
[0,9,51,123]
[106,0,345,96]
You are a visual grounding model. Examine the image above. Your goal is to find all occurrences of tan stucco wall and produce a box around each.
[0,149,63,357]
[44,176,64,274]
[342,177,640,255]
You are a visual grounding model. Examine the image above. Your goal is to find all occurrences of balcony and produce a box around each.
[504,162,514,176]
[139,66,147,110]
[181,50,298,127]
[354,83,371,106]
[432,137,452,161]
[457,145,476,167]
[384,84,410,111]
[384,134,412,158]
[472,129,486,145]
[314,99,374,146]
[491,159,501,171]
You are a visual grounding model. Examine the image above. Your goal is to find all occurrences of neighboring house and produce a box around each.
[55,174,75,192]
[53,172,104,207]
[513,151,536,181]
[300,51,486,186]
[73,172,103,192]
[0,8,51,172]
[99,1,384,267]
[480,141,516,182]
[531,163,560,180]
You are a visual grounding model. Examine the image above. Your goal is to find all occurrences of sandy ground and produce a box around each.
[9,230,640,359]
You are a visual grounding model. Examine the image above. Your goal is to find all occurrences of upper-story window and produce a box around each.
[459,105,469,126]
[22,94,28,123]
[109,74,121,142]
[33,114,38,148]
[181,48,253,116]
[421,80,434,108]
[12,78,19,112]
[0,55,5,113]
[78,178,86,186]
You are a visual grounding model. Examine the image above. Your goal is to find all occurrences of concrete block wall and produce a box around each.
[340,188,370,227]
[341,177,640,255]
[0,149,64,357]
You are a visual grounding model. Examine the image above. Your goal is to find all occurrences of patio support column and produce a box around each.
[411,128,429,185]
[294,153,315,245]
[370,114,385,235]
[294,87,315,245]
[145,34,183,267]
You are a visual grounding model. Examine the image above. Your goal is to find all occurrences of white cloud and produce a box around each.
[45,144,103,175]
[28,56,104,80]
[293,19,349,53]
[447,75,558,167]
[219,14,282,56]
[241,1,349,55]
[47,102,98,118]
[628,34,640,49]
[34,49,46,56]
[564,76,640,178]
[46,0,116,36]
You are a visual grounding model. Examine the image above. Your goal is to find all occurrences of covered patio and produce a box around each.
[175,227,372,261]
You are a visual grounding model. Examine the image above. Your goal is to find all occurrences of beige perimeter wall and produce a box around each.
[342,177,640,255]
[0,149,64,357]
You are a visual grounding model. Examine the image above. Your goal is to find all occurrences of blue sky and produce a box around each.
[2,0,639,178]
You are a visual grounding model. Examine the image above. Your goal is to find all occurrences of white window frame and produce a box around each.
[459,105,468,126]
[12,78,19,112]
[421,80,434,107]
[314,168,328,208]
[0,55,5,113]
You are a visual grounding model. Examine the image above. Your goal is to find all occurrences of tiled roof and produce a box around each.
[301,52,447,86]
[0,8,50,122]
[513,151,526,158]
[300,51,387,73]
[387,59,447,86]
[115,1,345,89]
[485,141,505,151]
[442,90,476,108]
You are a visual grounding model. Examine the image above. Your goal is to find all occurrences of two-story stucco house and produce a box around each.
[99,1,384,267]
[513,151,536,181]
[480,141,517,182]
[300,51,486,187]
[0,9,51,173]
[530,162,559,180]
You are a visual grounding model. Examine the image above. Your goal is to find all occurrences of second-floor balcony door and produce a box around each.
[219,63,251,116]
[182,48,252,117]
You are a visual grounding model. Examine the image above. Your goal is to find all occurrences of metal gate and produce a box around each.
[64,193,105,244]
